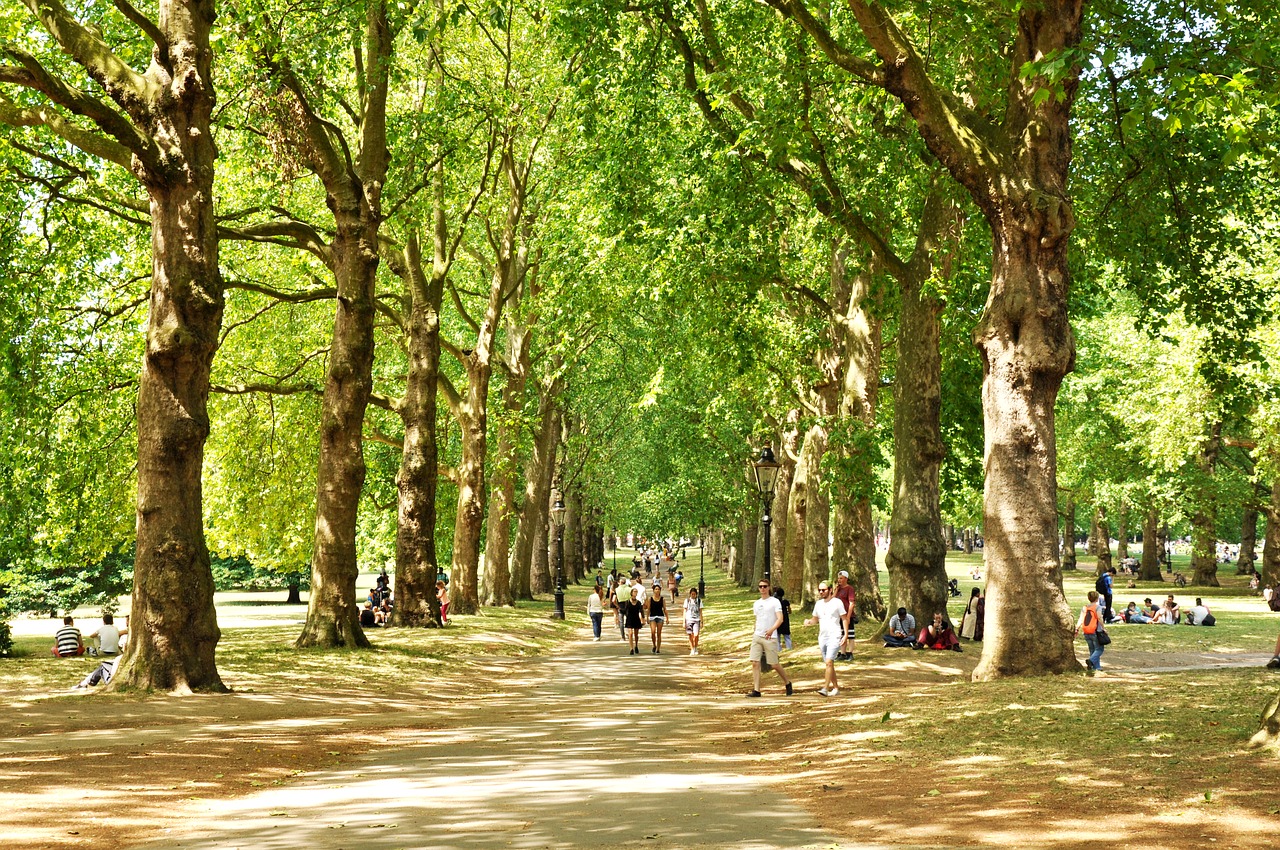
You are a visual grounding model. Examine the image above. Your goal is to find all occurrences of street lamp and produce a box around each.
[551,494,567,620]
[612,525,618,573]
[751,445,781,585]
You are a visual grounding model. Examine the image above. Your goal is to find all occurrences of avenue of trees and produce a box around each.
[1,0,1278,690]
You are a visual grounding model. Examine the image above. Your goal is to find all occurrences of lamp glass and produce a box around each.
[752,446,780,495]
[551,498,567,528]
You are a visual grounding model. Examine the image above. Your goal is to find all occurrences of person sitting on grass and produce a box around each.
[883,607,917,648]
[52,617,85,657]
[916,612,961,651]
[1186,598,1216,626]
[1123,601,1151,624]
[1150,598,1177,625]
[1141,597,1159,619]
[360,601,377,628]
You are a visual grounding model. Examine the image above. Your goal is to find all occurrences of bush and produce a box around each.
[0,620,12,657]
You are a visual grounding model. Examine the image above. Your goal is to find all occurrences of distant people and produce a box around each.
[1074,589,1105,673]
[667,570,678,603]
[89,613,127,656]
[588,585,605,641]
[1250,573,1260,592]
[916,612,961,651]
[947,578,961,598]
[1164,594,1181,624]
[674,568,684,596]
[883,607,917,648]
[747,580,793,697]
[1096,567,1116,623]
[805,581,848,696]
[436,580,449,624]
[1141,598,1159,619]
[774,588,792,651]
[683,588,703,656]
[360,602,377,628]
[1150,599,1177,625]
[52,617,85,657]
[834,570,857,661]
[959,588,984,641]
[1186,598,1216,627]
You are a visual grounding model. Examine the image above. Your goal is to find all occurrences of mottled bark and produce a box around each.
[1140,505,1163,581]
[770,421,798,583]
[392,233,444,628]
[781,428,814,604]
[512,382,558,598]
[1237,506,1259,575]
[802,426,831,610]
[884,197,950,629]
[481,328,530,607]
[1092,506,1112,574]
[1115,502,1129,561]
[1060,494,1077,570]
[1263,480,1280,587]
[740,518,758,586]
[296,2,392,649]
[1191,423,1221,587]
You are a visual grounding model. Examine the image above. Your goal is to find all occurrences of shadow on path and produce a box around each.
[132,634,874,850]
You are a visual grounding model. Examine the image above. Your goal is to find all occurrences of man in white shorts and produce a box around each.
[748,579,792,697]
[805,581,848,696]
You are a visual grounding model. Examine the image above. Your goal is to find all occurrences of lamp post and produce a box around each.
[612,525,618,573]
[698,526,705,602]
[551,494,567,620]
[751,446,781,585]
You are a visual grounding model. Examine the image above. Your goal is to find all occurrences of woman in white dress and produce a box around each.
[959,587,981,640]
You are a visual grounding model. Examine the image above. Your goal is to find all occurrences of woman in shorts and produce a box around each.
[624,585,645,654]
[683,587,703,655]
[645,585,667,654]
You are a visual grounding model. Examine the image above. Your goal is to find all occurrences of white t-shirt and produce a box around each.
[587,594,604,615]
[1188,604,1210,625]
[811,597,847,640]
[92,624,122,654]
[683,597,702,622]
[753,596,782,637]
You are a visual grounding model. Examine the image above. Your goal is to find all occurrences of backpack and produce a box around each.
[1083,606,1098,634]
[1095,574,1108,594]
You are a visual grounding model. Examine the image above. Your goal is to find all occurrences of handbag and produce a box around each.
[1096,626,1111,646]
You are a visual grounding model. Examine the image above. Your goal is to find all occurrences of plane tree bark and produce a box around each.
[0,0,225,691]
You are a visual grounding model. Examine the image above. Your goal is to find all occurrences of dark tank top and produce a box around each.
[649,595,665,617]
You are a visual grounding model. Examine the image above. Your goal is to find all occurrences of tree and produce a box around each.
[1,0,226,691]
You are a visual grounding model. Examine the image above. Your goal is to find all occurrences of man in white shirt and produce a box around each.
[90,613,127,655]
[1186,598,1215,626]
[748,579,792,697]
[805,581,848,696]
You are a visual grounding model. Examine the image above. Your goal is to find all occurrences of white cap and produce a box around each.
[838,570,849,578]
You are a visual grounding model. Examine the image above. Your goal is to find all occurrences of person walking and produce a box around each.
[1074,589,1105,674]
[623,584,645,655]
[804,581,848,696]
[587,585,605,641]
[683,587,703,655]
[747,580,792,697]
[645,585,667,653]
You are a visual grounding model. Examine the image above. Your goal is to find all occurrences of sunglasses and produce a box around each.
[758,584,769,589]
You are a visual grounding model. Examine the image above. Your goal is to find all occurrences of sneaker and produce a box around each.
[951,645,962,652]
[593,637,601,641]
[818,688,830,697]
[1085,659,1095,670]
[1267,656,1280,669]
[785,682,794,696]
[747,690,762,697]
[827,687,839,696]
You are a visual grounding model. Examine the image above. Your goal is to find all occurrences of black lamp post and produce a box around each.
[612,525,618,573]
[751,446,781,585]
[698,526,705,602]
[551,494,567,620]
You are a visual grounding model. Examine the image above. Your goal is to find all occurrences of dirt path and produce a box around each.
[126,636,853,850]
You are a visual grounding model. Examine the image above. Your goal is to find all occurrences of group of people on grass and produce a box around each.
[49,614,128,688]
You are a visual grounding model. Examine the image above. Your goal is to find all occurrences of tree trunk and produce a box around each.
[512,380,559,599]
[741,518,758,586]
[1140,505,1164,581]
[482,332,529,607]
[1060,494,1077,570]
[963,528,974,554]
[802,422,831,609]
[1263,480,1280,588]
[114,7,225,690]
[1093,506,1112,574]
[1237,506,1259,575]
[1247,691,1280,751]
[770,419,798,584]
[565,487,582,585]
[884,212,949,629]
[295,2,392,649]
[285,582,302,605]
[781,429,813,605]
[1191,423,1222,587]
[971,219,1077,680]
[392,233,444,628]
[1115,502,1129,561]
[752,510,767,586]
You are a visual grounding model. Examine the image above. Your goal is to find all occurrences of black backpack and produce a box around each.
[1095,574,1108,594]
